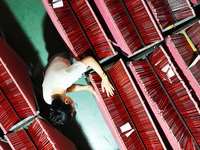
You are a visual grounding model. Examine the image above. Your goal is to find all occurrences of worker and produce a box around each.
[42,52,114,125]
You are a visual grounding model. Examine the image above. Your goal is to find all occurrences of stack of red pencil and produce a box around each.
[167,0,195,21]
[187,21,200,51]
[28,119,54,149]
[68,0,115,59]
[146,0,174,30]
[53,0,90,56]
[0,87,20,134]
[0,37,36,136]
[0,62,35,119]
[146,0,195,31]
[129,45,200,149]
[104,0,143,54]
[166,20,200,100]
[123,0,161,44]
[94,0,163,56]
[5,118,77,150]
[90,59,166,150]
[46,0,116,60]
[5,129,37,150]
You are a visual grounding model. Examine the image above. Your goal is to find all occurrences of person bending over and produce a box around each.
[42,52,114,125]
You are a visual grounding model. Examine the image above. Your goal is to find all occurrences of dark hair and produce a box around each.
[49,96,76,125]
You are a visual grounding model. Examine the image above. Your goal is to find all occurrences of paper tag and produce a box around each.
[167,24,174,30]
[183,31,198,53]
[52,0,63,8]
[125,129,134,137]
[120,122,132,133]
[162,64,175,78]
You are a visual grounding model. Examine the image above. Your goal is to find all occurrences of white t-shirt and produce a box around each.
[42,57,87,105]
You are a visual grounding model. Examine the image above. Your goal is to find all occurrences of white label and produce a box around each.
[162,64,175,78]
[125,129,134,137]
[52,0,63,8]
[120,122,132,133]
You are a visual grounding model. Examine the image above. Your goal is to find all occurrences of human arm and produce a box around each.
[80,56,114,97]
[67,84,94,93]
[67,84,100,101]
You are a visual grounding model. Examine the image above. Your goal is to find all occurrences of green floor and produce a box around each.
[0,0,119,149]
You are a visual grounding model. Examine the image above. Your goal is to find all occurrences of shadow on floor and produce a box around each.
[54,119,93,150]
[0,0,44,88]
[42,14,71,61]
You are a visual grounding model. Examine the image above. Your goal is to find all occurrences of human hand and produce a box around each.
[101,75,114,97]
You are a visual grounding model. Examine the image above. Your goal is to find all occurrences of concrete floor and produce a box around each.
[0,0,119,149]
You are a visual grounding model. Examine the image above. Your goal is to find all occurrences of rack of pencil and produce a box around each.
[146,0,196,32]
[89,59,167,150]
[41,0,116,61]
[93,0,163,57]
[0,37,77,150]
[0,37,37,134]
[4,118,77,150]
[129,45,200,149]
[166,19,200,101]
